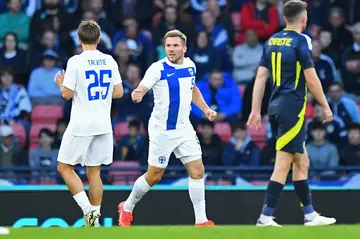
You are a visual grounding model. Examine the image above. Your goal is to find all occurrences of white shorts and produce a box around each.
[57,132,113,166]
[148,125,202,168]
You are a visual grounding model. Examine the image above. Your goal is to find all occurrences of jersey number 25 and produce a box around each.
[85,70,111,101]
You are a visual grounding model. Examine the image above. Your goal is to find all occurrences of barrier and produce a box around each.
[1,185,359,227]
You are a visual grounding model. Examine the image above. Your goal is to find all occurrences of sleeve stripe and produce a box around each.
[300,33,312,50]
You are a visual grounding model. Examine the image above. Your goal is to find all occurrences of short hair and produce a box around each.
[164,29,187,45]
[39,128,54,138]
[232,121,247,133]
[283,0,307,24]
[128,120,141,129]
[310,120,326,131]
[200,119,214,128]
[328,82,344,90]
[77,20,101,45]
[348,123,360,132]
[0,66,14,77]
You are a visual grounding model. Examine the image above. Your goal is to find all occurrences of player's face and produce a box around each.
[165,37,186,64]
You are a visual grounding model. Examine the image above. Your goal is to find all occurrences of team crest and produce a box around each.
[189,68,194,76]
[158,156,166,164]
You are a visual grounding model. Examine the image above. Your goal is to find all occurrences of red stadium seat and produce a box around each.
[248,125,266,141]
[109,161,142,185]
[306,103,314,119]
[238,84,246,97]
[30,123,56,143]
[113,122,147,142]
[10,122,26,147]
[214,122,232,143]
[31,104,64,122]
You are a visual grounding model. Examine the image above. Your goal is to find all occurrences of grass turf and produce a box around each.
[4,226,360,239]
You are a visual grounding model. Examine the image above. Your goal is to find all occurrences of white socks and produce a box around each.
[73,191,92,215]
[189,178,208,224]
[124,175,151,212]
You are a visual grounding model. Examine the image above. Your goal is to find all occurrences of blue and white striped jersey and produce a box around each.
[140,57,196,131]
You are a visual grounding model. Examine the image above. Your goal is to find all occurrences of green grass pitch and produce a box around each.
[4,226,360,239]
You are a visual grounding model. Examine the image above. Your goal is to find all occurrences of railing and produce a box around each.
[1,165,360,185]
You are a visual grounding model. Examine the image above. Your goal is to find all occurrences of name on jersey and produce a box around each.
[269,38,293,46]
[87,59,107,66]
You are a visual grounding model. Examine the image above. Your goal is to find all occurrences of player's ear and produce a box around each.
[97,37,100,44]
[183,45,187,54]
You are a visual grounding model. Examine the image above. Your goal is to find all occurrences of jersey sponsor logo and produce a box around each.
[269,38,293,46]
[158,156,166,164]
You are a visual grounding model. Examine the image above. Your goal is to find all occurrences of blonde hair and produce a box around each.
[164,29,187,45]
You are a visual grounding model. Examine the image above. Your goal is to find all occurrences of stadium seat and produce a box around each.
[238,84,246,97]
[10,122,26,147]
[306,103,314,119]
[248,125,266,141]
[214,122,232,143]
[109,161,142,185]
[30,123,56,143]
[113,122,147,142]
[31,104,64,122]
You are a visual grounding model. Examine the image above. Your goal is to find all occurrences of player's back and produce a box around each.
[64,50,120,136]
[261,29,314,115]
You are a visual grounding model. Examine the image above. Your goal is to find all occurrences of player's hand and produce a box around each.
[205,108,217,121]
[131,89,143,103]
[54,70,65,87]
[247,111,262,130]
[323,106,333,124]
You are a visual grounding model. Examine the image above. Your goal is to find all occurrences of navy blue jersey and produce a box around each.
[259,29,314,115]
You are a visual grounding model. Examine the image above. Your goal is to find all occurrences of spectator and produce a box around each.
[69,10,113,53]
[327,82,360,126]
[192,70,242,126]
[222,122,260,166]
[332,0,360,25]
[187,30,223,80]
[341,22,360,96]
[85,0,115,36]
[197,119,223,165]
[322,7,353,67]
[112,63,153,127]
[27,29,65,71]
[239,0,279,44]
[29,0,74,43]
[53,118,69,148]
[232,29,263,84]
[190,0,227,12]
[112,17,153,70]
[110,0,153,30]
[318,29,339,68]
[269,0,284,28]
[0,0,30,45]
[29,128,59,169]
[340,123,360,165]
[0,32,27,76]
[0,67,31,128]
[0,124,28,179]
[207,0,235,46]
[113,41,133,77]
[312,39,337,93]
[115,120,148,164]
[152,6,193,47]
[27,50,63,105]
[197,10,229,50]
[306,102,347,147]
[307,24,321,40]
[307,0,331,27]
[306,121,339,173]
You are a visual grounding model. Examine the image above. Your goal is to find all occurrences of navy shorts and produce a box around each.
[269,112,306,154]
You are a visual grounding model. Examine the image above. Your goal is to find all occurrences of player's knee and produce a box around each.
[145,171,163,186]
[57,163,72,176]
[188,163,204,179]
[274,160,292,174]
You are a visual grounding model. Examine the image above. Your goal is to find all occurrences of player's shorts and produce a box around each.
[269,111,306,154]
[57,132,113,166]
[148,124,202,168]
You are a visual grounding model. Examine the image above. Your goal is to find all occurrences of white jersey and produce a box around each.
[63,50,122,136]
[140,57,196,131]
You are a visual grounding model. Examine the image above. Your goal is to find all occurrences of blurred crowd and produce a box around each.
[0,0,360,183]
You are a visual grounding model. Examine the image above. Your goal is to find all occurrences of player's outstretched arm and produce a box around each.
[304,67,333,123]
[192,85,217,121]
[131,84,149,103]
[247,66,269,129]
